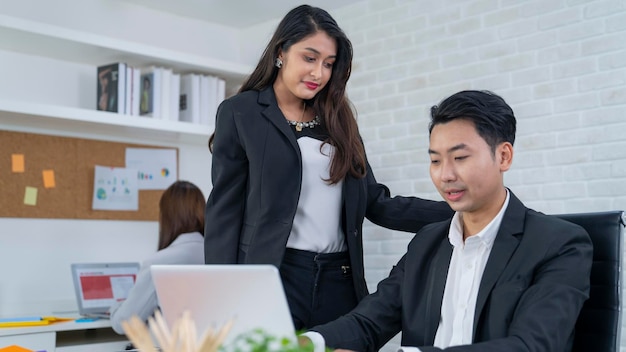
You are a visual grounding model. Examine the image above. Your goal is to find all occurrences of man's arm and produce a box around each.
[364,161,454,233]
[311,253,408,352]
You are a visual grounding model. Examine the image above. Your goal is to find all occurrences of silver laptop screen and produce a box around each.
[71,262,139,315]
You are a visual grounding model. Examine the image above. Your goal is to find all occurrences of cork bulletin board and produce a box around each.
[0,129,178,220]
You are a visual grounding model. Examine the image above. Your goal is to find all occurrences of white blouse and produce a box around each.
[286,136,346,253]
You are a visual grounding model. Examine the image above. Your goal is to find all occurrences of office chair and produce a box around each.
[554,211,625,352]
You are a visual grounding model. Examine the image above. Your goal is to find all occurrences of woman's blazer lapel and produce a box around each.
[258,87,300,153]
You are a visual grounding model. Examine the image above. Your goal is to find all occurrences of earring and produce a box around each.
[275,58,283,68]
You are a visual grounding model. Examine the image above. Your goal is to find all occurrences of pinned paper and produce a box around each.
[125,148,177,190]
[11,154,25,173]
[92,165,139,211]
[24,187,38,206]
[43,170,56,188]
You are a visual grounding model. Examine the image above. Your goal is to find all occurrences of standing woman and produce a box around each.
[110,180,205,334]
[205,5,452,330]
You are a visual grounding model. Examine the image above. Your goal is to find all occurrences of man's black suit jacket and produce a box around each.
[204,87,453,300]
[313,191,593,352]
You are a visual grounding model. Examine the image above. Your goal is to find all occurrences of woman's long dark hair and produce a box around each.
[209,5,366,183]
[158,180,205,250]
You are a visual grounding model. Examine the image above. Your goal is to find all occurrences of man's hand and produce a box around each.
[298,332,357,351]
[298,335,314,348]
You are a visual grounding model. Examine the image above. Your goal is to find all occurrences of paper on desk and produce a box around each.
[0,316,73,328]
[92,165,139,211]
[0,345,34,352]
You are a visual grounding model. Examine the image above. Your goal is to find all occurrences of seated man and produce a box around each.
[305,90,593,352]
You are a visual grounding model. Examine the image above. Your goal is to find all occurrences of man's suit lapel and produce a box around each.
[473,192,526,334]
[258,87,300,152]
[424,234,453,345]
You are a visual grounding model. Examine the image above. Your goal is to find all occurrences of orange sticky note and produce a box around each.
[24,187,38,206]
[43,170,56,188]
[11,154,25,173]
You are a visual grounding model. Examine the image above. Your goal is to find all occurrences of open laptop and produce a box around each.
[151,264,296,346]
[71,262,140,318]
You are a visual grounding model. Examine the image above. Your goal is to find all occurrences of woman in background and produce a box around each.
[110,180,205,334]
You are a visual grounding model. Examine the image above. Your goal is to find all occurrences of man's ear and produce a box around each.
[498,142,513,172]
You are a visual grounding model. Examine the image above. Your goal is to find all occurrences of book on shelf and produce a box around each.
[96,64,225,125]
[179,73,201,124]
[216,76,226,123]
[197,75,226,126]
[123,65,141,116]
[170,73,181,122]
[160,67,172,120]
[199,75,215,126]
[96,62,126,113]
[139,66,162,118]
[124,65,132,115]
[131,66,141,116]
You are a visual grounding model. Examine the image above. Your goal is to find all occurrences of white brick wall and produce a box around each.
[330,0,626,350]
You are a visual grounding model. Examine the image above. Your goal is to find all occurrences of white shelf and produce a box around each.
[0,14,253,85]
[0,100,212,144]
[0,13,243,144]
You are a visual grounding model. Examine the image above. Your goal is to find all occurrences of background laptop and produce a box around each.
[71,262,139,318]
[151,264,296,345]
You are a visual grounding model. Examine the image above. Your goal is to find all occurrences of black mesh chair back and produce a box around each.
[554,211,625,352]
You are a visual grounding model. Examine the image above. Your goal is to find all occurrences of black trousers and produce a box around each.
[280,248,358,331]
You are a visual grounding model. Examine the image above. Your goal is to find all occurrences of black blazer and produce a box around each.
[313,191,593,352]
[204,87,453,299]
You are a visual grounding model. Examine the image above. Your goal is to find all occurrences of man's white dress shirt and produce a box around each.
[400,190,510,351]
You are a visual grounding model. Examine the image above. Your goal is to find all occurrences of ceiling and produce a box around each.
[123,0,365,28]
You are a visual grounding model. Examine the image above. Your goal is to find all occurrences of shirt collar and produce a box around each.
[448,189,511,248]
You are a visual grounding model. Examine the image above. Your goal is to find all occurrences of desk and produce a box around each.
[0,318,128,352]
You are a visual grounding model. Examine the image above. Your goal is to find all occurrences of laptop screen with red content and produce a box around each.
[77,269,137,309]
[80,274,136,300]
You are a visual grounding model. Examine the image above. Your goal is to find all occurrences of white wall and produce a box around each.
[0,0,241,63]
[328,0,626,350]
[331,0,626,285]
[0,0,214,316]
[239,19,280,67]
[0,219,157,316]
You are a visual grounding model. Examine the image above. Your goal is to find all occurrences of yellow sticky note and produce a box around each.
[43,170,56,188]
[12,154,25,173]
[24,187,38,206]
